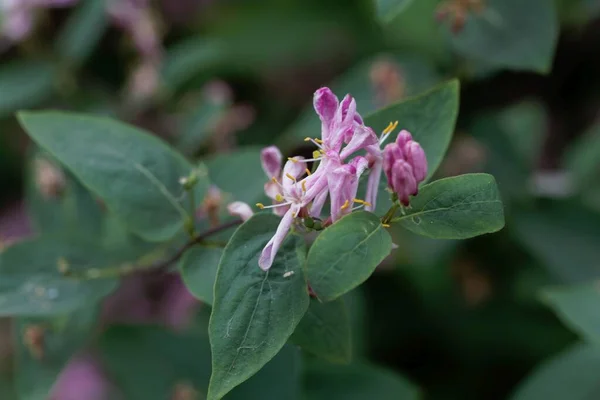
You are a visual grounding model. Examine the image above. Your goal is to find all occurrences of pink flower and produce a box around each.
[227,201,253,221]
[327,156,369,222]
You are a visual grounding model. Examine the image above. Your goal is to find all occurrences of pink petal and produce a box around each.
[404,141,428,182]
[261,146,283,179]
[313,87,338,127]
[227,201,254,221]
[259,208,295,270]
[365,157,382,212]
[396,129,413,148]
[391,160,417,206]
[339,125,378,160]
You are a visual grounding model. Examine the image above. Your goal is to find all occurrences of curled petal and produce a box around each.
[327,161,361,222]
[227,201,254,221]
[282,157,307,190]
[340,125,379,160]
[261,146,283,179]
[264,181,280,200]
[314,87,339,141]
[404,141,428,182]
[258,208,296,270]
[391,160,417,206]
[365,157,382,212]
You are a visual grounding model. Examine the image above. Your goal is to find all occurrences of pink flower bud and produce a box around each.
[404,141,428,182]
[260,146,283,179]
[383,143,404,184]
[313,87,338,124]
[227,201,254,221]
[396,129,413,148]
[391,160,417,206]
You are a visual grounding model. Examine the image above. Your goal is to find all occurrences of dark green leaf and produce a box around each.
[375,0,414,22]
[208,214,309,399]
[394,173,505,239]
[564,123,600,191]
[448,0,559,73]
[304,361,420,400]
[180,247,223,306]
[543,284,600,343]
[291,298,351,363]
[55,0,108,66]
[510,344,600,400]
[14,306,98,400]
[305,211,392,302]
[99,325,302,400]
[0,237,117,317]
[0,61,55,118]
[18,111,208,242]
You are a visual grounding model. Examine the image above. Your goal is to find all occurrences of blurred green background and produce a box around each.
[1,0,600,399]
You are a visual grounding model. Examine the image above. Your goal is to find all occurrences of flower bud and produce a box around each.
[383,143,404,183]
[395,129,413,148]
[313,87,338,123]
[404,141,428,182]
[260,146,282,179]
[391,160,417,206]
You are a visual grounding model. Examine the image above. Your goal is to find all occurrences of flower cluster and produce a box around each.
[229,87,428,270]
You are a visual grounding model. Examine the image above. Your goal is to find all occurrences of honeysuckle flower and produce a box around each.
[227,201,253,221]
[328,156,369,222]
[382,130,428,205]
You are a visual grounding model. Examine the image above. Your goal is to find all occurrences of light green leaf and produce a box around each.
[305,211,392,302]
[0,237,118,317]
[208,214,309,400]
[291,298,351,364]
[0,61,55,118]
[543,284,600,343]
[99,325,302,400]
[205,148,266,205]
[304,361,420,400]
[180,247,223,306]
[375,0,414,23]
[55,0,108,67]
[448,0,559,73]
[18,111,208,242]
[510,344,600,400]
[14,306,98,400]
[394,173,505,239]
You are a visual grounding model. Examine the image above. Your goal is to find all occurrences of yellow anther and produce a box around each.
[305,168,312,176]
[382,223,391,228]
[320,149,326,154]
[285,173,296,182]
[382,120,399,135]
[256,203,265,209]
[271,176,278,183]
[304,137,312,142]
[340,200,350,210]
[315,138,323,144]
[312,150,321,159]
[302,181,307,192]
[353,198,372,207]
[288,157,298,163]
[275,194,284,202]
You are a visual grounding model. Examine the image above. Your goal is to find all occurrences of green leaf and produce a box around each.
[305,211,392,302]
[205,148,266,205]
[511,201,600,283]
[0,60,55,118]
[394,173,505,239]
[564,123,600,191]
[284,53,442,145]
[18,111,208,242]
[510,344,600,400]
[25,148,104,236]
[208,214,309,400]
[291,298,351,364]
[14,306,98,400]
[0,237,118,317]
[99,325,302,400]
[543,284,600,343]
[180,247,223,306]
[375,0,414,23]
[304,361,420,400]
[448,0,559,73]
[55,0,108,67]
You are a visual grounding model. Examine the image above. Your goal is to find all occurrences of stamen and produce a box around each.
[312,150,321,159]
[305,137,324,149]
[340,200,350,210]
[257,201,292,210]
[302,181,307,192]
[353,198,372,207]
[382,121,394,135]
[314,138,323,144]
[275,194,284,202]
[305,168,312,176]
[285,173,296,182]
[288,157,298,163]
[256,203,265,209]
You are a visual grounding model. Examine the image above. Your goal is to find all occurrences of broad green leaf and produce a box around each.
[205,148,266,205]
[18,111,208,242]
[291,298,351,364]
[180,247,223,306]
[543,284,600,343]
[304,361,420,400]
[375,0,414,23]
[510,344,600,400]
[208,214,309,400]
[25,149,104,236]
[305,211,392,302]
[55,0,108,67]
[284,54,441,144]
[0,61,55,118]
[447,0,559,73]
[99,325,301,400]
[512,201,600,283]
[14,306,98,400]
[0,237,118,316]
[564,123,600,191]
[394,174,505,239]
[162,38,228,92]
